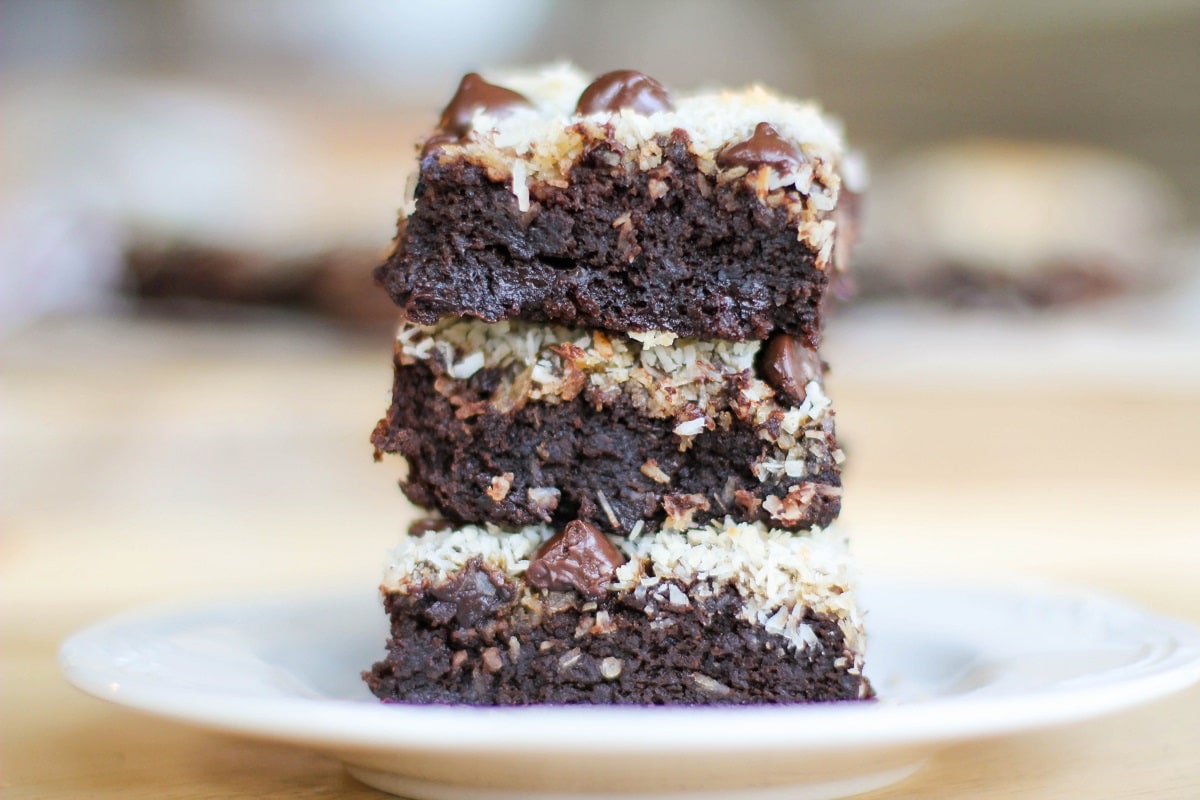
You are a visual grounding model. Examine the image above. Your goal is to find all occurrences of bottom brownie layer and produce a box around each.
[364,520,871,705]
[366,580,865,705]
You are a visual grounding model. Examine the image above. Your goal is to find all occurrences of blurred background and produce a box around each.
[4,0,1200,615]
[5,0,1200,332]
[4,3,1200,796]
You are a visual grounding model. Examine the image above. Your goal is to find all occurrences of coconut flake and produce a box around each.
[629,330,678,347]
[448,351,485,380]
[511,158,530,212]
[673,416,707,437]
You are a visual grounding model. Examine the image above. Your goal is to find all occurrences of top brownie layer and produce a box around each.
[376,66,857,345]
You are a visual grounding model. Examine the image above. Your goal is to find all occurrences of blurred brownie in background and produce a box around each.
[853,139,1182,309]
[125,244,397,330]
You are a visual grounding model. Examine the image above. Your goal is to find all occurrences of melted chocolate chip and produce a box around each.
[428,560,513,627]
[434,72,531,141]
[760,334,823,404]
[717,122,805,175]
[576,70,674,115]
[525,520,625,600]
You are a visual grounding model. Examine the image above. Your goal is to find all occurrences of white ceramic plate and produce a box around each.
[60,580,1200,800]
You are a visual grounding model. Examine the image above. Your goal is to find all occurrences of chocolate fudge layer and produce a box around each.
[376,66,854,345]
[372,319,843,532]
[364,519,870,705]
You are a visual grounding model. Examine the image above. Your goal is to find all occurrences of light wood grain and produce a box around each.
[3,314,1198,798]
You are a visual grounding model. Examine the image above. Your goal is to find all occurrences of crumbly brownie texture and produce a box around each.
[364,520,869,705]
[376,65,853,344]
[372,321,842,532]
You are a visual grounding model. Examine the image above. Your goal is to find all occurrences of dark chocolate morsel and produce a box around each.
[428,560,514,627]
[526,520,625,600]
[576,70,674,115]
[435,72,532,140]
[717,122,805,175]
[760,334,822,404]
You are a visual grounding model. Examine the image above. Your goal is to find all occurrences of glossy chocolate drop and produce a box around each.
[760,334,823,404]
[717,122,805,175]
[576,70,674,115]
[436,72,531,139]
[428,561,513,627]
[525,520,625,600]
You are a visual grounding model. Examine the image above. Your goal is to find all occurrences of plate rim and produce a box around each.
[58,578,1200,755]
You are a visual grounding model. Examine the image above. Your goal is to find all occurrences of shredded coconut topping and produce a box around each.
[382,522,548,590]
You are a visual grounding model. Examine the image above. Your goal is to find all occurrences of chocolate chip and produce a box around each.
[525,520,625,600]
[428,559,513,627]
[717,122,805,175]
[760,334,822,404]
[576,70,674,115]
[431,72,531,144]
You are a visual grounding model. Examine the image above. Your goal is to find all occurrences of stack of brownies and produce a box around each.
[365,65,871,705]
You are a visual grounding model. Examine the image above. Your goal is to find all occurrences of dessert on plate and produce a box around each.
[365,65,870,704]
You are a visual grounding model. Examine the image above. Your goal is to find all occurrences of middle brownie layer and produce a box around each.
[372,319,843,533]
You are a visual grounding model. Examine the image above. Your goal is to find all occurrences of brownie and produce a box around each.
[125,243,397,331]
[852,139,1175,310]
[854,261,1129,310]
[380,133,830,344]
[366,578,864,705]
[372,360,841,532]
[364,520,871,705]
[374,66,854,345]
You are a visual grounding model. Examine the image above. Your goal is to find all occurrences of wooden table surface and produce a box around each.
[3,310,1198,799]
